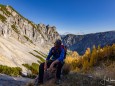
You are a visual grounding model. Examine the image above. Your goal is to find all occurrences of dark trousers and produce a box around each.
[38,60,63,82]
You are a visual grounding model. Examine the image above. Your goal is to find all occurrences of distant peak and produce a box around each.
[62,32,84,36]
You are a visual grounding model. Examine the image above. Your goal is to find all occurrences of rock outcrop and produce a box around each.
[0,4,61,74]
[0,4,60,45]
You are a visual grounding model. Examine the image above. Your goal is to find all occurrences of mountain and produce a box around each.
[0,3,115,75]
[0,4,61,74]
[61,31,115,54]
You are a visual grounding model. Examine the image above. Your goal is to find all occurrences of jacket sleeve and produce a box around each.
[57,48,65,62]
[46,48,53,60]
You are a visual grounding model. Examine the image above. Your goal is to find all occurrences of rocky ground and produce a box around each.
[0,72,115,86]
[27,72,115,86]
[0,74,33,86]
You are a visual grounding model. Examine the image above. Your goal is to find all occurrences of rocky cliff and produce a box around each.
[0,4,61,74]
[0,4,60,45]
[62,31,115,54]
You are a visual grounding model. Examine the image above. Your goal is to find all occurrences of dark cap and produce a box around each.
[55,39,62,46]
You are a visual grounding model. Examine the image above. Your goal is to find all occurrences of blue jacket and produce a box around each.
[46,47,65,62]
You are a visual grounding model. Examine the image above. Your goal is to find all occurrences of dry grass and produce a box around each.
[92,61,115,79]
[26,79,56,86]
[26,72,114,86]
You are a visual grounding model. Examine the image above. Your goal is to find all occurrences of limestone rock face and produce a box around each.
[0,5,61,45]
[0,4,61,74]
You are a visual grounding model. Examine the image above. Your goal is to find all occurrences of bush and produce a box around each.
[0,65,22,76]
[22,63,39,75]
[65,44,115,72]
[62,64,71,75]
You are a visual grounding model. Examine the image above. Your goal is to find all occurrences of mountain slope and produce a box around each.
[62,31,115,54]
[0,4,61,74]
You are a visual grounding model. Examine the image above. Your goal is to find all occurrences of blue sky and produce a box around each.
[0,0,115,34]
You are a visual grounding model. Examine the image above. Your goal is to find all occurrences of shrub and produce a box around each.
[62,64,71,75]
[0,65,22,76]
[65,55,81,71]
[65,44,115,73]
[22,63,39,75]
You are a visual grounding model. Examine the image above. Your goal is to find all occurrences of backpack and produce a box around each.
[62,45,67,59]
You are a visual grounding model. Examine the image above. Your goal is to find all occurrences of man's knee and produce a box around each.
[57,62,63,68]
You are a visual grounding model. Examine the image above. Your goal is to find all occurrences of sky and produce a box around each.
[0,0,115,35]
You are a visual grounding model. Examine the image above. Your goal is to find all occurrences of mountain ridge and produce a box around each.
[61,30,115,54]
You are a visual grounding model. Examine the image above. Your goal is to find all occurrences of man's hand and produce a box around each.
[48,62,55,72]
[49,60,59,72]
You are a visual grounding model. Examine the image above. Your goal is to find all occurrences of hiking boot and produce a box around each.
[37,81,43,86]
[35,80,43,86]
[38,82,43,85]
[55,79,61,85]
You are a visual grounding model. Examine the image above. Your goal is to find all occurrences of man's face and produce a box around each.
[54,43,60,48]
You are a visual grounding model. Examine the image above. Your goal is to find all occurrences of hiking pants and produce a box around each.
[38,60,63,82]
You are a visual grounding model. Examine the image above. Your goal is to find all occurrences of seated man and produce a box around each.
[38,39,65,85]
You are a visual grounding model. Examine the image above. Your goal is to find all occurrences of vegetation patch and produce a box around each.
[24,35,33,43]
[37,60,42,64]
[0,65,22,76]
[29,52,45,62]
[0,4,12,16]
[22,63,39,76]
[33,50,47,58]
[0,14,6,22]
[28,20,37,29]
[11,24,20,34]
[65,44,115,73]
